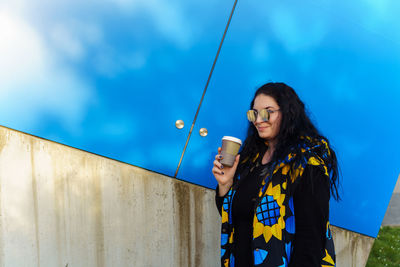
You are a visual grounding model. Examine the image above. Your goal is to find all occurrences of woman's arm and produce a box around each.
[289,164,330,267]
[215,185,228,216]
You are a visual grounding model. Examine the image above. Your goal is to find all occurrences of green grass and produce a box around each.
[366,226,400,267]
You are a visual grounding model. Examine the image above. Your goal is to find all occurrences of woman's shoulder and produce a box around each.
[296,136,332,177]
[295,135,332,160]
[290,135,339,200]
[279,135,332,176]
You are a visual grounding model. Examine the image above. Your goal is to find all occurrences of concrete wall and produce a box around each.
[393,175,400,194]
[331,226,374,267]
[0,126,220,267]
[382,174,400,226]
[0,126,374,266]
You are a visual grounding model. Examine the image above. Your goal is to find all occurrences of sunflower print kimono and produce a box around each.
[220,136,336,267]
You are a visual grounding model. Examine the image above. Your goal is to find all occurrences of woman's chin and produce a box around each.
[258,133,270,140]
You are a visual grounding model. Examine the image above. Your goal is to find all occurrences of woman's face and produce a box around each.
[252,94,282,142]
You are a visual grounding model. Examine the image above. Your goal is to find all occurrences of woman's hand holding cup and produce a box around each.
[212,147,240,197]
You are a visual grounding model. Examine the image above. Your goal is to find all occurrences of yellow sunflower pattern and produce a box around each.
[253,181,286,243]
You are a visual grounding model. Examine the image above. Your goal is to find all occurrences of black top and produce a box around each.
[216,162,330,267]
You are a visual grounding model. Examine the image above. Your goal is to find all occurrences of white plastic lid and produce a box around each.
[222,136,242,145]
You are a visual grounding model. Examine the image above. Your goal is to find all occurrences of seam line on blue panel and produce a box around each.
[174,0,239,178]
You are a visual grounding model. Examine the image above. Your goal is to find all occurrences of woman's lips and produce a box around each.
[257,126,268,131]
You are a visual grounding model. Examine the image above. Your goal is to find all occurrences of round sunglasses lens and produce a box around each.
[259,109,270,121]
[247,110,256,122]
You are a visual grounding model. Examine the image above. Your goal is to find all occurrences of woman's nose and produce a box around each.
[255,113,264,123]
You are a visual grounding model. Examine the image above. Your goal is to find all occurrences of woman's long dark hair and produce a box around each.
[238,82,340,200]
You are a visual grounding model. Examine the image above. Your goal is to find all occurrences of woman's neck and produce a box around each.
[262,138,277,164]
[268,138,277,150]
[262,147,274,164]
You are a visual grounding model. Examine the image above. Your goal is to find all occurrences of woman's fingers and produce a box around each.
[215,153,223,160]
[212,147,236,185]
[213,160,224,172]
[214,148,223,160]
[233,154,240,166]
[213,159,224,169]
[212,166,224,175]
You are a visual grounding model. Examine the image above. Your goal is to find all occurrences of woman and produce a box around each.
[212,82,339,267]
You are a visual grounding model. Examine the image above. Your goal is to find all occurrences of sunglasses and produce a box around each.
[247,108,280,122]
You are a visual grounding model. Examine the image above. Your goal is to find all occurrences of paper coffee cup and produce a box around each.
[220,136,242,167]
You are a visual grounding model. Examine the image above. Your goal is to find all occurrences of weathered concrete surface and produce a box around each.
[0,126,377,266]
[394,175,400,194]
[0,126,220,267]
[331,226,375,267]
[382,175,400,226]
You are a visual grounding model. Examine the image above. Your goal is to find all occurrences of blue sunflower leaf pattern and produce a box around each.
[326,225,332,240]
[278,256,287,267]
[285,241,292,262]
[230,254,235,266]
[221,233,228,246]
[254,249,268,265]
[286,216,295,234]
[288,197,294,214]
[223,198,229,212]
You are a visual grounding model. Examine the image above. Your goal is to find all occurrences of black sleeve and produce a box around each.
[288,165,330,267]
[215,185,228,216]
